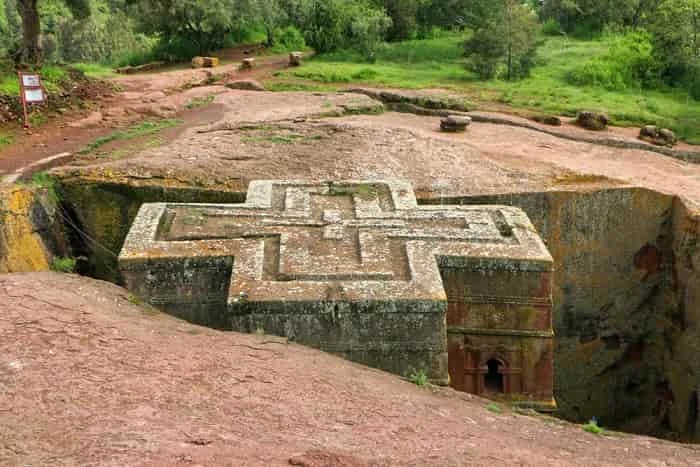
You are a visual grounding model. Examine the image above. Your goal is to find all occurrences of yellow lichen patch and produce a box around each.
[0,186,51,273]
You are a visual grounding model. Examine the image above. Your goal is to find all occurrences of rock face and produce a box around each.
[440,115,472,132]
[639,125,677,147]
[119,179,556,410]
[0,185,67,273]
[576,111,609,131]
[225,79,266,91]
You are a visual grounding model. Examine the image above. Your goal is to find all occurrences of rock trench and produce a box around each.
[2,175,698,443]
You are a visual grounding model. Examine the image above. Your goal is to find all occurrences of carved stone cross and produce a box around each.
[120,180,555,410]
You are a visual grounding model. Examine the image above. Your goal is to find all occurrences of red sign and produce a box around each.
[18,71,46,128]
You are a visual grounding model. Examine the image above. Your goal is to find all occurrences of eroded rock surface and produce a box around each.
[2,272,700,466]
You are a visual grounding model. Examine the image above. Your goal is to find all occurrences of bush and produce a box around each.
[51,257,76,273]
[299,0,391,58]
[541,18,562,36]
[566,30,656,90]
[271,26,306,53]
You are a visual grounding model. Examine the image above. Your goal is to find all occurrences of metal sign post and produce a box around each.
[18,71,46,129]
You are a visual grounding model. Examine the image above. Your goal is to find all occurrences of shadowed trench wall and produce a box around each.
[428,188,700,441]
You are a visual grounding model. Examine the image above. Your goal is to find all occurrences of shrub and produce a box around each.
[273,26,306,52]
[409,369,429,387]
[486,403,503,414]
[299,0,391,58]
[51,257,76,273]
[541,18,562,36]
[566,30,656,90]
[583,419,605,435]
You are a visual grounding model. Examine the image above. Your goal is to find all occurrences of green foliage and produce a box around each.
[129,0,255,55]
[409,369,429,386]
[0,131,14,148]
[283,33,700,143]
[185,94,215,109]
[26,171,60,203]
[486,402,503,414]
[541,18,562,36]
[583,419,605,435]
[566,30,656,90]
[464,0,539,80]
[298,0,391,57]
[78,119,182,154]
[380,0,420,41]
[650,0,700,96]
[268,26,307,53]
[70,62,117,78]
[51,256,77,273]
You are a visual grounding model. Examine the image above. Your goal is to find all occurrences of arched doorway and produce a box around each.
[484,359,505,393]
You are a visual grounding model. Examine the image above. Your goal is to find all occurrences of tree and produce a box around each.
[294,0,390,56]
[15,0,90,64]
[464,0,539,80]
[379,0,420,40]
[257,0,287,46]
[129,0,254,55]
[650,0,700,97]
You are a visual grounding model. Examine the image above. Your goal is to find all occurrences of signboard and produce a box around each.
[22,74,41,87]
[18,72,46,128]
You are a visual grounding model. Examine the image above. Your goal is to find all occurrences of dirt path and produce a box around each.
[2,272,700,466]
[0,50,290,177]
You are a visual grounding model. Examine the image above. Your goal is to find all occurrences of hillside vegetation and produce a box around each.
[273,32,700,143]
[0,0,698,142]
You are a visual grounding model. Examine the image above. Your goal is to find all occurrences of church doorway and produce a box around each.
[484,359,505,393]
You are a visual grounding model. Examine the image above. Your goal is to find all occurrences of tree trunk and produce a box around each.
[16,0,42,65]
[266,26,275,47]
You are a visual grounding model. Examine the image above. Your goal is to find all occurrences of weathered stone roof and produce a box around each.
[119,180,553,303]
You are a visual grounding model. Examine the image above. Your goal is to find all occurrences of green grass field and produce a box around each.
[272,34,700,144]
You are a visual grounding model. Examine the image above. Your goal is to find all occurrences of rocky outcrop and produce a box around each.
[225,79,266,91]
[576,111,610,131]
[440,115,471,132]
[0,184,68,273]
[639,125,677,147]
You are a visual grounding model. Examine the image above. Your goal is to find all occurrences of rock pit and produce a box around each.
[2,88,700,445]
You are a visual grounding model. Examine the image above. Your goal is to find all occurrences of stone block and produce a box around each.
[289,52,303,67]
[241,58,256,70]
[440,115,472,132]
[192,56,220,68]
[576,111,609,131]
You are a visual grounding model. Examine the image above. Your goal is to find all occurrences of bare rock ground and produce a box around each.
[59,90,700,213]
[2,272,700,466]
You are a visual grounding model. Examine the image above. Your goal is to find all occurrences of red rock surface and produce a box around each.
[2,272,700,466]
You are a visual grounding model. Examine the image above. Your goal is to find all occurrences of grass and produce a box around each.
[185,94,215,109]
[78,119,182,155]
[486,403,503,414]
[409,369,429,387]
[51,256,76,273]
[127,293,160,315]
[22,171,60,203]
[0,131,14,149]
[583,419,606,436]
[0,65,69,96]
[271,33,700,144]
[71,63,118,79]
